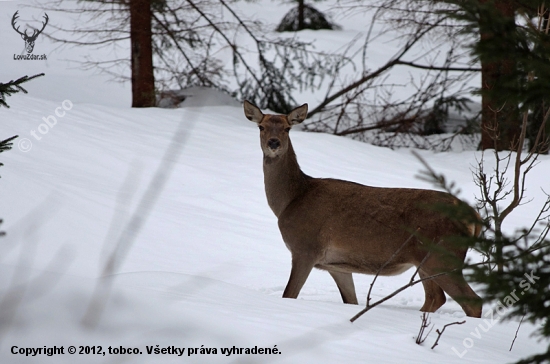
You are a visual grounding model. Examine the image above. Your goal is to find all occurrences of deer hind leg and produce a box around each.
[282,254,317,299]
[429,271,482,318]
[328,271,358,305]
[419,270,446,313]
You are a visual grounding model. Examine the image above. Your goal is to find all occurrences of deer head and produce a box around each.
[243,101,308,158]
[12,11,49,54]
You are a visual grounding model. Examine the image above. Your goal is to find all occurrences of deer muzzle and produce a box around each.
[267,138,281,151]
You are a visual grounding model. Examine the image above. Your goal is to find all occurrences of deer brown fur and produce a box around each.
[243,100,482,317]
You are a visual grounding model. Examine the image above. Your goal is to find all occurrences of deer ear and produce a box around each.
[288,103,308,125]
[243,100,264,124]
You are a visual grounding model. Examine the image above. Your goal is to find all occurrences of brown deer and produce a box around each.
[243,100,482,318]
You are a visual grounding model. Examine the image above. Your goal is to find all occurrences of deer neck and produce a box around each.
[263,140,309,218]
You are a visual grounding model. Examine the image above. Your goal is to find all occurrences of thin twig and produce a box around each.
[395,60,481,72]
[431,320,466,349]
[350,257,447,323]
[509,315,525,351]
[366,229,420,307]
[416,312,434,345]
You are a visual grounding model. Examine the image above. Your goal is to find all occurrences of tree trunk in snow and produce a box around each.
[479,0,520,151]
[298,0,305,30]
[130,0,155,108]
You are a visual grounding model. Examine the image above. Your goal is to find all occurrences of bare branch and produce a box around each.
[509,315,525,351]
[307,18,445,119]
[416,312,433,345]
[395,60,480,72]
[431,320,466,349]
[365,229,420,307]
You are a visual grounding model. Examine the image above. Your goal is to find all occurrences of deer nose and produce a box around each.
[267,138,281,150]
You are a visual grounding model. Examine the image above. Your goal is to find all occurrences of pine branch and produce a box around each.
[0,136,18,154]
[0,73,45,108]
[0,135,18,180]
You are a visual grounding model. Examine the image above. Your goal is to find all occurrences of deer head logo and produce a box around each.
[12,11,49,54]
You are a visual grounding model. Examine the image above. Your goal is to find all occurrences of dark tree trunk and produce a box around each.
[528,8,550,154]
[130,0,155,108]
[479,0,520,151]
[298,0,305,30]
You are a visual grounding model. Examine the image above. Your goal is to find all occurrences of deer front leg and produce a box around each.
[282,254,316,299]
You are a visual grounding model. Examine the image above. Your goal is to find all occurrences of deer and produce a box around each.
[12,11,49,54]
[243,100,483,318]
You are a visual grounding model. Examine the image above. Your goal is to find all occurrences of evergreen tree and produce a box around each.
[417,131,550,363]
[276,0,337,32]
[0,73,43,236]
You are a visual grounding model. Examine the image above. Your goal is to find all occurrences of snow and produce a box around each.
[1,0,549,363]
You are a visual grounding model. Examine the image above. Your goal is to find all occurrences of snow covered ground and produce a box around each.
[1,0,549,363]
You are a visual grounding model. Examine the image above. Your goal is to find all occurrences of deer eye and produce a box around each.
[284,127,291,133]
[258,125,265,131]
